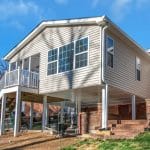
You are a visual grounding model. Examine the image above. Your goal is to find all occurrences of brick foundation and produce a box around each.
[79,102,147,134]
[80,103,102,134]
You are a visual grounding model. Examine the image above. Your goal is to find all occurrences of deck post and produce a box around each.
[101,84,109,129]
[22,59,24,70]
[28,57,32,87]
[29,102,34,129]
[60,101,64,124]
[14,87,21,137]
[47,104,49,125]
[132,95,136,120]
[77,92,81,134]
[42,95,48,130]
[0,94,6,135]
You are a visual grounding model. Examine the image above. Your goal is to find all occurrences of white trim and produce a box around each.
[106,35,115,68]
[47,36,89,76]
[4,15,150,63]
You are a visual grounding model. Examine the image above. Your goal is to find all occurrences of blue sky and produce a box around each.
[0,0,150,58]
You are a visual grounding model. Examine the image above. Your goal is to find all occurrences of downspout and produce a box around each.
[101,24,109,84]
[97,18,109,129]
[96,16,109,84]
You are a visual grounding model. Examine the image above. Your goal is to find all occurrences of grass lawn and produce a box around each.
[62,132,150,150]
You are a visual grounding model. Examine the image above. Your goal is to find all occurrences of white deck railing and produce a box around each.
[0,69,39,90]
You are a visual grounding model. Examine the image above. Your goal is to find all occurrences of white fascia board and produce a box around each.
[106,17,150,58]
[4,16,105,61]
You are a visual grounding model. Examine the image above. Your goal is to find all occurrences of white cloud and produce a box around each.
[54,0,69,5]
[90,0,150,22]
[0,0,40,21]
[111,0,132,21]
[92,0,100,8]
[0,0,48,31]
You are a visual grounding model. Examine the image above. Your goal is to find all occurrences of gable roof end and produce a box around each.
[3,16,105,61]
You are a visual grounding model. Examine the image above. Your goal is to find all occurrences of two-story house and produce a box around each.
[0,16,150,137]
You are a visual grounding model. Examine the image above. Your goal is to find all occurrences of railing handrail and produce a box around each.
[0,69,39,90]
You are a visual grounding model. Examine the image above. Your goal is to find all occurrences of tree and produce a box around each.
[0,58,8,79]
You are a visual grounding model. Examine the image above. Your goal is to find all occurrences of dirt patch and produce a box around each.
[0,132,78,150]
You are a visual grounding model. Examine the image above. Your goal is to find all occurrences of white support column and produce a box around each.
[101,84,109,129]
[9,63,11,72]
[21,101,25,113]
[71,92,76,128]
[30,102,34,129]
[77,92,81,134]
[132,95,136,120]
[47,104,49,126]
[29,56,31,72]
[0,94,6,135]
[18,67,21,85]
[60,101,64,124]
[77,93,81,114]
[22,59,24,70]
[14,87,21,137]
[42,96,48,130]
[28,57,31,87]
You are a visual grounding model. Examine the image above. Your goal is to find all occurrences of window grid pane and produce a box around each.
[59,43,74,73]
[48,48,58,62]
[75,38,88,54]
[136,70,141,81]
[106,36,114,68]
[75,53,87,69]
[107,37,114,49]
[136,57,141,81]
[107,53,113,68]
[47,61,57,75]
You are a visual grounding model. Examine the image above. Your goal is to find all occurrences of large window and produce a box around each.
[59,43,74,73]
[136,57,141,81]
[75,37,88,68]
[47,37,89,75]
[47,48,58,75]
[106,36,114,68]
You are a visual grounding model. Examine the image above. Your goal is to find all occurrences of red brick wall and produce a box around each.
[80,103,102,134]
[79,102,146,134]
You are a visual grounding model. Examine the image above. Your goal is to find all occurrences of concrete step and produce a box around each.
[108,120,147,125]
[114,124,146,129]
[121,120,147,124]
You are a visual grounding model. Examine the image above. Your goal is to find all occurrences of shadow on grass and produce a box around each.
[62,132,150,150]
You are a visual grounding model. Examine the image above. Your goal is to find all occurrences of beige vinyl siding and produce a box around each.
[105,31,150,99]
[40,25,101,94]
[9,25,101,94]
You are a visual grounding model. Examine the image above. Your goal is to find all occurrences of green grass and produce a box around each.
[62,132,150,150]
